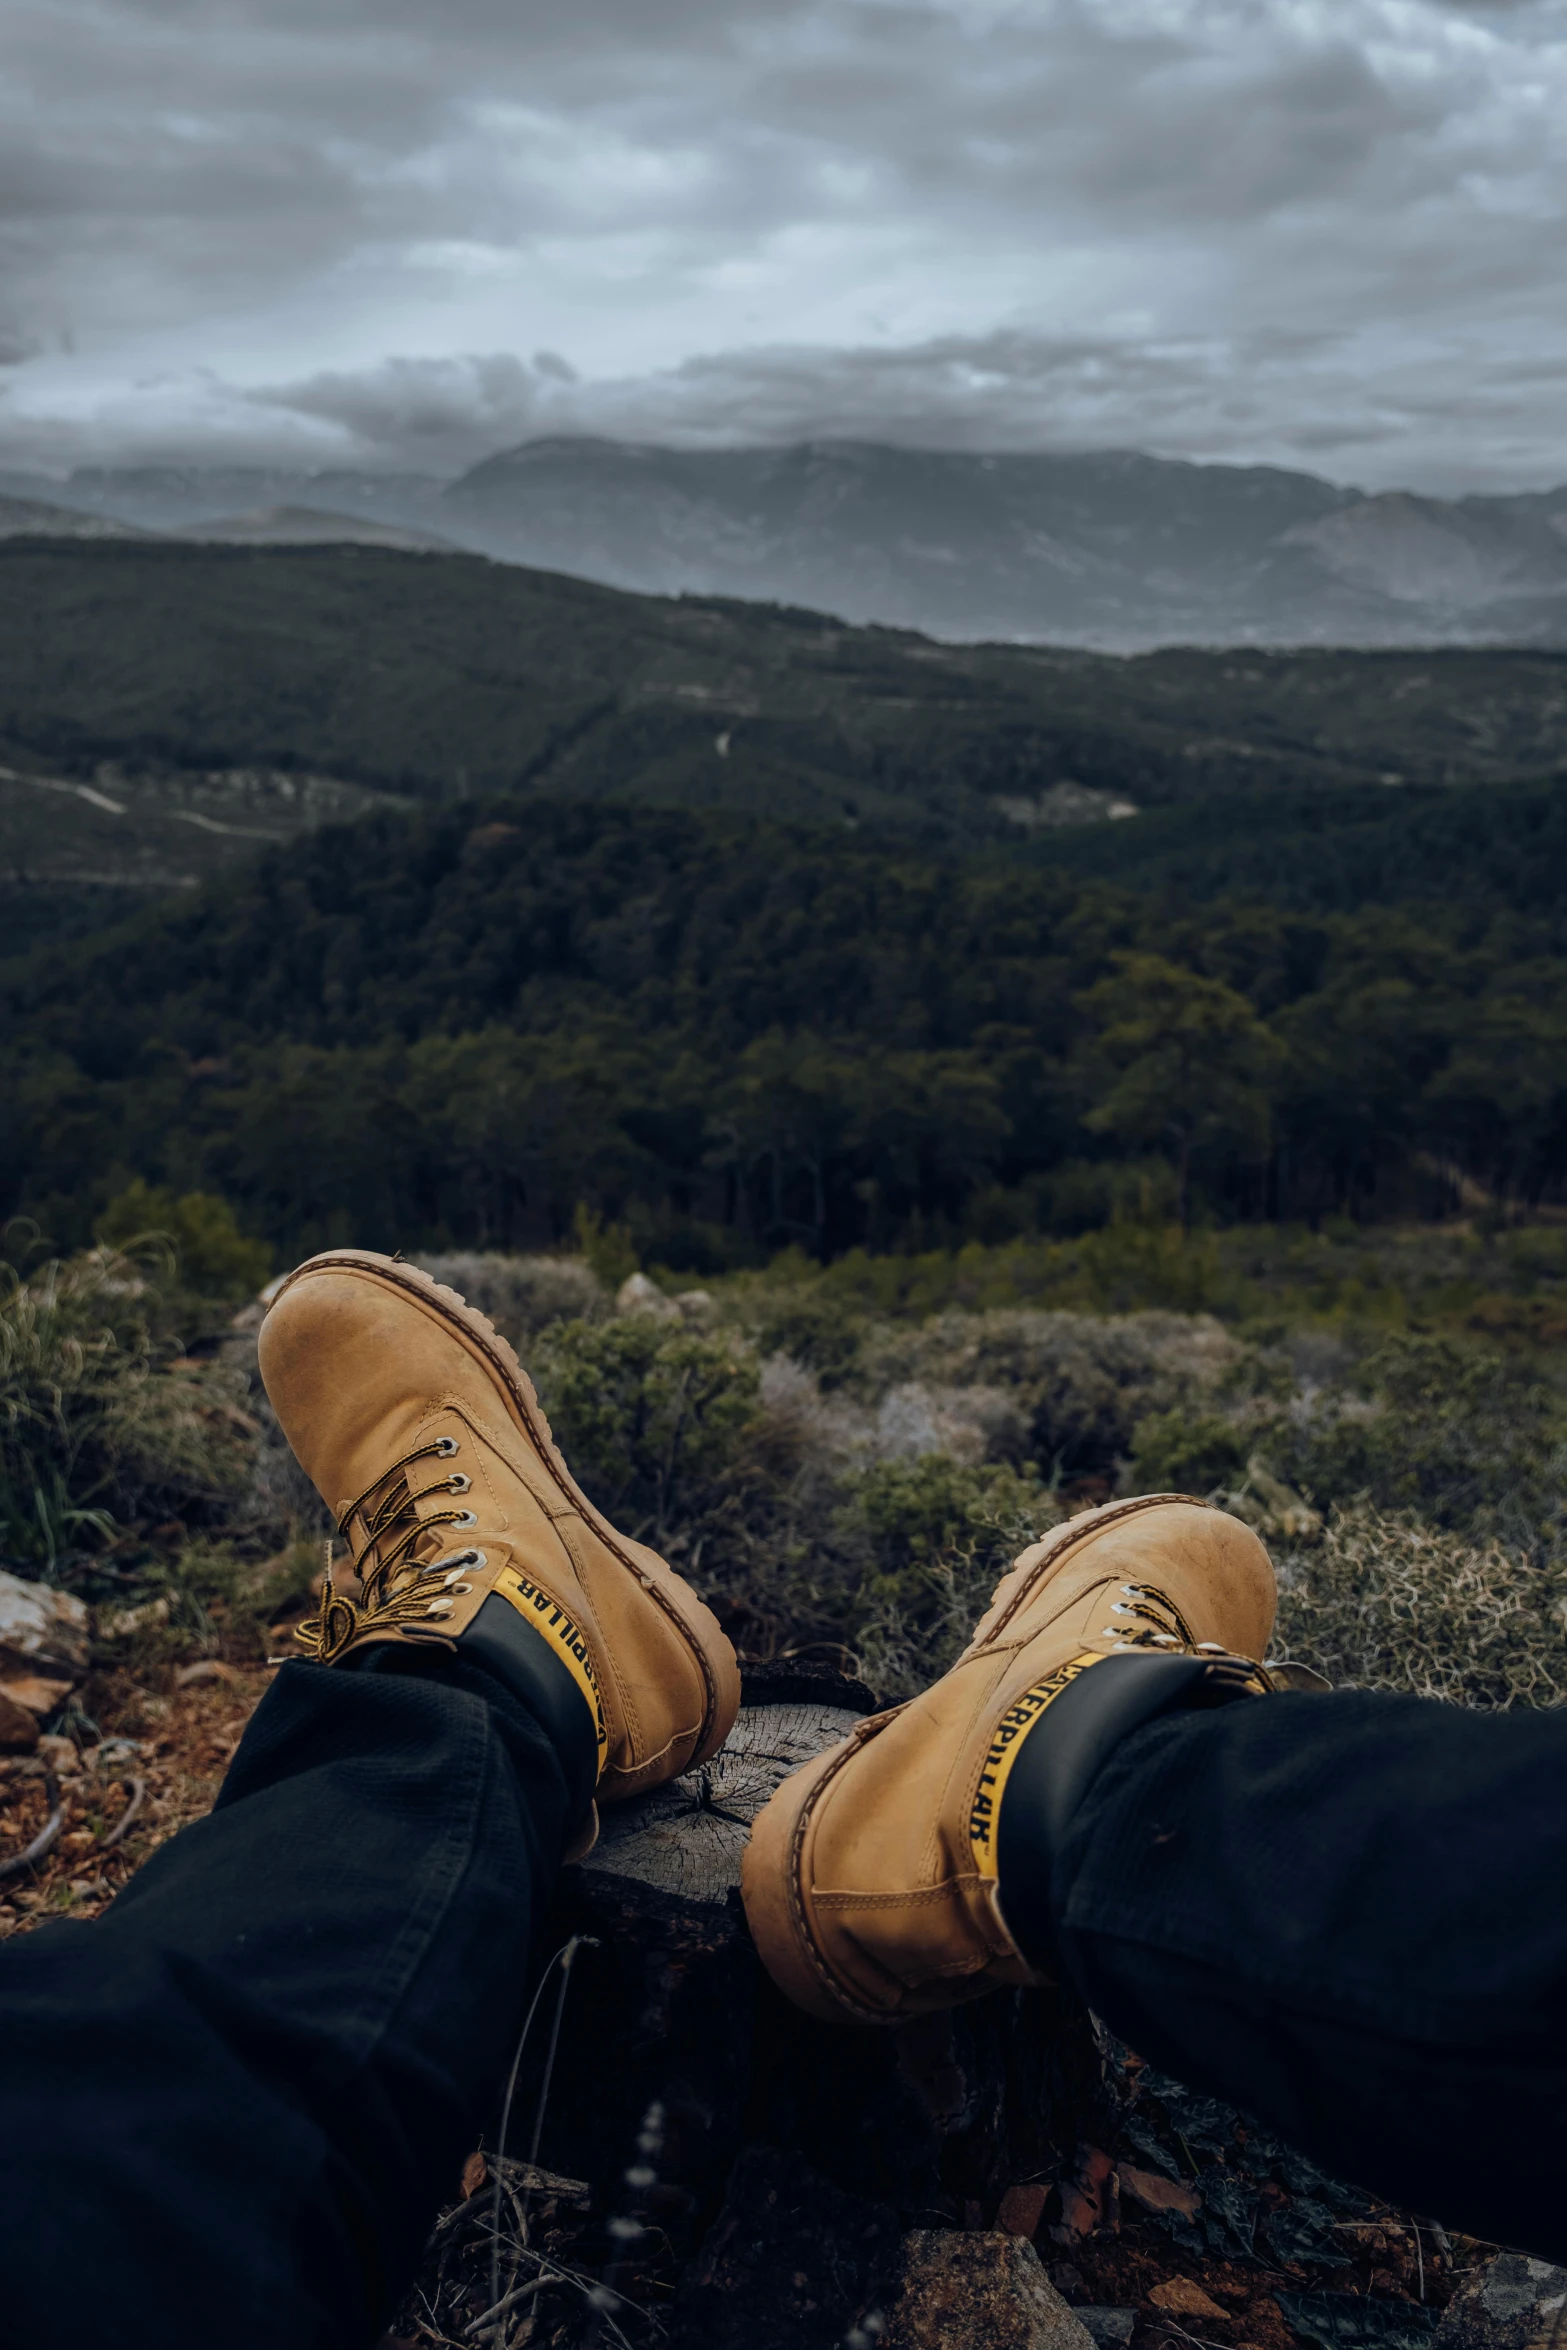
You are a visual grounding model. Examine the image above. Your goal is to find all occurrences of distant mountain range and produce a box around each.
[4,440,1567,649]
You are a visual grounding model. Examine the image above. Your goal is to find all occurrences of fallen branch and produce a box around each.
[0,1767,62,1881]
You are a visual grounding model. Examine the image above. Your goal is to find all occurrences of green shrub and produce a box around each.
[1077,1221,1220,1314]
[747,1288,868,1390]
[1278,1332,1567,1538]
[834,1454,1063,1700]
[571,1205,639,1292]
[532,1316,759,1545]
[1130,1407,1250,1497]
[96,1182,271,1300]
[864,1307,1247,1479]
[0,1247,258,1582]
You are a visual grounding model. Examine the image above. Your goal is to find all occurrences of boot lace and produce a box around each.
[1100,1581,1198,1648]
[1099,1581,1274,1688]
[298,1435,484,1665]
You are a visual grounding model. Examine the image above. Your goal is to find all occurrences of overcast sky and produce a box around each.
[2,0,1564,490]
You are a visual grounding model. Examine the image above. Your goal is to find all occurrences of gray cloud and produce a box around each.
[1,0,1564,489]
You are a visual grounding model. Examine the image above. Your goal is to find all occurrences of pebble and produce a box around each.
[883,2234,1099,2350]
[1435,2253,1567,2350]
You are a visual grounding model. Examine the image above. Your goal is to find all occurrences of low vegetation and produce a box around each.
[7,1220,1565,1713]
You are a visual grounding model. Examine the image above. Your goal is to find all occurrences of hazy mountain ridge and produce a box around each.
[0,491,150,542]
[173,505,459,553]
[6,441,1567,649]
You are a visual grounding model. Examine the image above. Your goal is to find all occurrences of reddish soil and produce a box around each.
[0,1661,272,1937]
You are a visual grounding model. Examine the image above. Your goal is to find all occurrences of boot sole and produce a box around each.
[741,1491,1202,2024]
[268,1249,742,1780]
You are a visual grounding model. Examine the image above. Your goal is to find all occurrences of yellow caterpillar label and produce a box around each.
[493,1566,609,1765]
[968,1652,1105,1877]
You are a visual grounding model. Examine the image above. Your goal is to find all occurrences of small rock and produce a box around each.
[1076,2313,1138,2348]
[882,2232,1098,2350]
[36,1734,82,1777]
[1149,2278,1230,2322]
[616,1272,682,1321]
[0,1689,38,1753]
[1434,2254,1567,2350]
[1055,2146,1116,2240]
[997,2185,1052,2239]
[175,1659,238,1687]
[98,1596,171,1640]
[0,1569,90,1679]
[0,1674,75,1718]
[1120,2165,1202,2220]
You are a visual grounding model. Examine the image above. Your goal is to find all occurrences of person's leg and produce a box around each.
[0,1248,741,2350]
[744,1496,1567,2258]
[0,1650,579,2350]
[1036,1685,1567,2258]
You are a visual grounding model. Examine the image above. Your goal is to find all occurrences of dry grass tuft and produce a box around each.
[1,1248,256,1581]
[1274,1503,1567,1711]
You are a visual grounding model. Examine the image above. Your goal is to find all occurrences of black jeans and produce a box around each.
[1052,1687,1567,2258]
[2,1671,1565,2350]
[0,1659,572,2350]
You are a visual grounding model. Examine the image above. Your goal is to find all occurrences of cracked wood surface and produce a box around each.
[584,1698,865,1908]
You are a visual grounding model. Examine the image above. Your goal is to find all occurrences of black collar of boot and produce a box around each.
[995,1650,1264,1973]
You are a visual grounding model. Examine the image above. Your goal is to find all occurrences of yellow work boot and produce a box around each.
[741,1496,1276,2024]
[258,1250,741,1839]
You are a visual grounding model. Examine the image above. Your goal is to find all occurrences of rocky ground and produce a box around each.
[0,1656,274,1934]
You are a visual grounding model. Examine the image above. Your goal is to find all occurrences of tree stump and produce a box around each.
[498,1664,1115,2346]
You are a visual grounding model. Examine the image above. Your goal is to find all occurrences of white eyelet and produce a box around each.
[425,1597,455,1617]
[451,1508,478,1529]
[435,1436,460,1458]
[1110,1602,1134,1616]
[1196,1641,1228,1654]
[447,1472,472,1494]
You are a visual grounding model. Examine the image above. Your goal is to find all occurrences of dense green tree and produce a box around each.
[8,794,1567,1261]
[1422,979,1567,1207]
[1078,955,1284,1224]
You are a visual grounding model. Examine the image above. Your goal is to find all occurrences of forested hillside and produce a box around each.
[7,793,1566,1263]
[5,539,1567,828]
